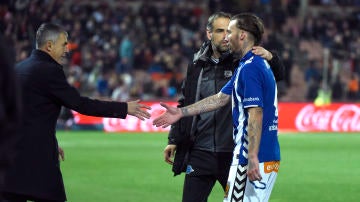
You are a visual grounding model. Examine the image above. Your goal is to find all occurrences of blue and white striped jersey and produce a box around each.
[221,51,280,165]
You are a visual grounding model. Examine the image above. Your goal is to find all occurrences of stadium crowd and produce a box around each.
[1,0,359,102]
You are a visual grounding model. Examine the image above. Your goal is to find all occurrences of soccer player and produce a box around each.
[163,12,284,202]
[154,13,280,202]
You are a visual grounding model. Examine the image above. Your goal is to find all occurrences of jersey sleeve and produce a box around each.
[241,63,264,108]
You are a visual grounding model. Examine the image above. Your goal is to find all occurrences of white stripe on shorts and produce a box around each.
[224,161,279,202]
[224,164,247,202]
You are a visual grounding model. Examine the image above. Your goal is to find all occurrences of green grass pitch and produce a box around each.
[57,131,360,202]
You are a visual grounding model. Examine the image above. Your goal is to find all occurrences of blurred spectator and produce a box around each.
[304,60,322,83]
[118,34,134,73]
[148,54,167,74]
[111,74,132,102]
[347,74,359,100]
[1,0,360,103]
[282,44,294,87]
[96,70,111,97]
[331,75,344,101]
[306,78,321,101]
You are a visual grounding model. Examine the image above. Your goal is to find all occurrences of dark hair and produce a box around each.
[231,13,264,45]
[36,23,68,49]
[206,11,231,32]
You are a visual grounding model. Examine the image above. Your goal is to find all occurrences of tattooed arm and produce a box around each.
[246,107,263,182]
[153,92,230,128]
[181,92,230,116]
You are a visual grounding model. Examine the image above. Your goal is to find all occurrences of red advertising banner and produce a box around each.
[279,103,360,132]
[72,102,360,132]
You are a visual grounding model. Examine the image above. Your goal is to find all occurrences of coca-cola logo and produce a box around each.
[295,104,360,132]
[332,105,360,131]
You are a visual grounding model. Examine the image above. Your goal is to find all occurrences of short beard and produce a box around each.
[215,44,229,55]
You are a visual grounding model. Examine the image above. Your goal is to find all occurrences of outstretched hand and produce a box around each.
[153,102,182,128]
[127,100,152,120]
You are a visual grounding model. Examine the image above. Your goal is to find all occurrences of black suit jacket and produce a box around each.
[0,34,22,192]
[1,50,128,201]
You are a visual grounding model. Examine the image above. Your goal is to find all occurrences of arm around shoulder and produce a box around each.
[268,51,285,82]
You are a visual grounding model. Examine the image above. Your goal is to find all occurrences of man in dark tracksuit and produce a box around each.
[163,12,285,202]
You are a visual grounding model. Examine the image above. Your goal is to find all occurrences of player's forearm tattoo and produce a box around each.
[248,120,262,137]
[181,94,228,116]
[247,108,263,157]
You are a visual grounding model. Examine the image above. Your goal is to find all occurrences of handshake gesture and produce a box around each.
[127,100,152,120]
[129,101,181,126]
[152,102,182,127]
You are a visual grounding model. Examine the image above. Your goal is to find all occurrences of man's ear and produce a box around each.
[206,30,212,40]
[239,31,246,41]
[45,41,53,52]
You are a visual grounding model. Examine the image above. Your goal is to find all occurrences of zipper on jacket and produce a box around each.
[213,64,218,152]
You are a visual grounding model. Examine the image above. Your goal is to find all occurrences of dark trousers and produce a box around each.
[0,192,64,202]
[182,172,228,202]
[181,150,232,202]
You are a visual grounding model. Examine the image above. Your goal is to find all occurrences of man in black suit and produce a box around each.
[0,23,151,202]
[0,33,22,201]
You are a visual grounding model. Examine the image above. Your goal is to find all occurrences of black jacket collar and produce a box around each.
[31,49,62,67]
